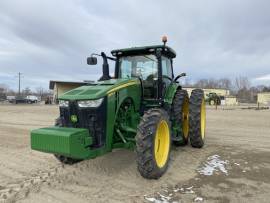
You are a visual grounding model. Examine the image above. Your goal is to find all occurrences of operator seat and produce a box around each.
[143,73,158,98]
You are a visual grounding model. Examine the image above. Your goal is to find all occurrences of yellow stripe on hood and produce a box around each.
[107,81,139,94]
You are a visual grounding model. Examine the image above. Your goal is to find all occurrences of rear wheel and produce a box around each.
[189,89,206,148]
[209,99,215,105]
[136,109,171,179]
[54,117,81,164]
[171,89,189,146]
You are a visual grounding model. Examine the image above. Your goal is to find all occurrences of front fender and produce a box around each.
[105,81,141,149]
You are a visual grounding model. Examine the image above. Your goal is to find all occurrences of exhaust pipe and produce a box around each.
[99,52,111,81]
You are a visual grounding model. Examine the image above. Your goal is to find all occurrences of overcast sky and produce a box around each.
[0,0,270,91]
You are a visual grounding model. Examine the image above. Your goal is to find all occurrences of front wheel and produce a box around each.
[54,154,81,165]
[209,99,215,105]
[136,109,171,179]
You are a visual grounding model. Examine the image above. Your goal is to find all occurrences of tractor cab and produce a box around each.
[87,37,186,106]
[112,44,176,101]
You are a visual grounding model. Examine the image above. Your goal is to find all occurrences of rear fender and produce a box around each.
[164,83,181,105]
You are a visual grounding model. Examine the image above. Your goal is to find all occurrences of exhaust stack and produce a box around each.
[99,52,111,81]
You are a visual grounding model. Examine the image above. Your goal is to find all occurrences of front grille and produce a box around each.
[59,98,107,148]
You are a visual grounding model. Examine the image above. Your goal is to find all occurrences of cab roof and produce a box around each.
[111,45,176,58]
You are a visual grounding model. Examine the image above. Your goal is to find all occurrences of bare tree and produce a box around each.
[218,78,232,89]
[233,76,252,102]
[194,78,233,89]
[22,87,31,96]
[234,76,250,90]
[189,76,268,103]
[36,86,44,97]
[0,84,9,100]
[195,79,210,88]
[183,78,192,87]
[207,79,218,88]
[262,86,270,92]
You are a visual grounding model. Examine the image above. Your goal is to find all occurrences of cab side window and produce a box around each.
[161,56,173,96]
[119,60,132,78]
[162,56,173,80]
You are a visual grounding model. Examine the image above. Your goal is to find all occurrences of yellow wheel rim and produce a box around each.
[154,120,170,168]
[182,97,189,139]
[201,99,206,139]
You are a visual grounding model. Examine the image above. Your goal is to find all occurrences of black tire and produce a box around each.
[189,89,206,148]
[171,89,189,146]
[54,154,80,165]
[136,109,171,179]
[54,117,81,164]
[209,99,215,105]
[55,117,63,127]
[217,98,221,105]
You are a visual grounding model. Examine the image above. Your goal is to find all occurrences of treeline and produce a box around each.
[185,76,270,103]
[0,84,52,101]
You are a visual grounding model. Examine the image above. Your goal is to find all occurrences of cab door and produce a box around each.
[161,56,173,97]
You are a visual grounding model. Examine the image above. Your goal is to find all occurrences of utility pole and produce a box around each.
[18,72,22,96]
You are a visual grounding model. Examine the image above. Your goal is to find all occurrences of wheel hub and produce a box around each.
[154,120,170,168]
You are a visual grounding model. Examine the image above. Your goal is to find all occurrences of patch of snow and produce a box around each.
[158,193,171,201]
[173,188,180,193]
[183,189,194,194]
[234,163,240,166]
[145,196,167,203]
[144,193,172,203]
[198,155,229,176]
[183,186,195,194]
[194,196,203,202]
[145,197,157,202]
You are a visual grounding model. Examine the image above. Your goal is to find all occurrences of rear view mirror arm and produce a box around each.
[91,53,116,61]
[174,73,187,82]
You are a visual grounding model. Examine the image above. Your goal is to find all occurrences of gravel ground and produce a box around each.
[0,104,269,203]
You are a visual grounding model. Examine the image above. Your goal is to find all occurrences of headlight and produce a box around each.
[78,98,103,108]
[59,100,69,107]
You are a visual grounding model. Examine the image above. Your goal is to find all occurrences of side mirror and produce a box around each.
[174,72,186,82]
[87,56,97,65]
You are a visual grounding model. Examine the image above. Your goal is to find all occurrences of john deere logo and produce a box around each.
[70,115,78,123]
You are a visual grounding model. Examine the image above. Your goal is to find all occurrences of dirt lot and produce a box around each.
[0,104,269,203]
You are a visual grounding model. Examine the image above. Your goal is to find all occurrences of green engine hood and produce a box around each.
[59,78,140,100]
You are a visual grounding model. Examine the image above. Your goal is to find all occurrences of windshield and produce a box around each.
[118,54,159,99]
[118,55,158,80]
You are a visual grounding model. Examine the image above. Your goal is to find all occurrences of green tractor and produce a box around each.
[206,92,222,106]
[31,38,206,179]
